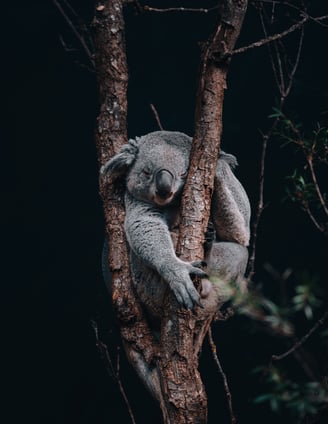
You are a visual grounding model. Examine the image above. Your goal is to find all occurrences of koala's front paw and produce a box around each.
[166,261,207,310]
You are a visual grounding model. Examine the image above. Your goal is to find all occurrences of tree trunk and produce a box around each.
[92,1,248,423]
[93,0,160,395]
[159,3,248,422]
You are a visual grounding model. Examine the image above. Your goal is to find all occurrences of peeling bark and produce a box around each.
[93,1,248,423]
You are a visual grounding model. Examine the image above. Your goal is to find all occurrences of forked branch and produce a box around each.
[93,1,248,423]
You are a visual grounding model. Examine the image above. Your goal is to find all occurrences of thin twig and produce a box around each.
[233,8,328,57]
[208,327,236,424]
[232,15,307,56]
[63,0,95,53]
[247,128,273,279]
[270,2,275,24]
[247,5,306,278]
[91,319,115,378]
[307,157,328,217]
[284,24,304,97]
[58,34,78,52]
[261,9,286,95]
[91,320,137,424]
[279,109,328,220]
[253,1,328,27]
[143,5,218,14]
[304,206,326,233]
[61,0,79,17]
[150,104,164,130]
[116,347,137,424]
[252,0,306,17]
[308,14,328,28]
[259,11,282,95]
[272,310,328,361]
[52,0,95,69]
[256,0,302,8]
[273,40,285,95]
[247,10,282,279]
[247,116,284,278]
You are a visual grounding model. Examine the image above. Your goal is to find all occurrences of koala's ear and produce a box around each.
[219,151,238,170]
[100,138,139,179]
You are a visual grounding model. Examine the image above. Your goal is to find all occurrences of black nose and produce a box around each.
[155,169,173,199]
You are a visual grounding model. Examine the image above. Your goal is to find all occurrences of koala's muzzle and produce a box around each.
[155,169,174,200]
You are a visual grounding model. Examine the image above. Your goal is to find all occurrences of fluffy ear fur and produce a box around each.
[100,138,139,178]
[219,151,238,170]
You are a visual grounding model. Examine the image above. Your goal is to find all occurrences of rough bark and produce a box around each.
[93,0,161,398]
[158,2,248,422]
[93,1,248,423]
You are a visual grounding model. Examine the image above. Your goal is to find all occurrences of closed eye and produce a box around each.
[180,171,188,178]
[143,169,151,176]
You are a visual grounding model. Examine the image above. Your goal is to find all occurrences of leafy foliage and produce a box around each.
[253,367,328,419]
[235,111,328,420]
[291,273,323,320]
[271,111,328,235]
[219,269,328,419]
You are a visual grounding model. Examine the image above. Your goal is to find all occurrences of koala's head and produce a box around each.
[101,131,192,207]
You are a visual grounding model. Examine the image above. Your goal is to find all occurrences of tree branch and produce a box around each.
[272,310,328,362]
[52,0,95,69]
[232,11,328,57]
[155,2,249,422]
[143,5,219,14]
[304,206,326,233]
[307,156,328,217]
[208,327,236,424]
[91,320,137,424]
[92,0,160,403]
[247,5,305,278]
[232,14,307,56]
[149,104,164,130]
[93,1,249,422]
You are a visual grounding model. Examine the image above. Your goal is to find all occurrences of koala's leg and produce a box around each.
[205,242,248,283]
[212,156,251,246]
[202,241,249,299]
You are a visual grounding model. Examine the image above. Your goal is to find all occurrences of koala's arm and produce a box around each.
[212,153,251,246]
[124,194,205,309]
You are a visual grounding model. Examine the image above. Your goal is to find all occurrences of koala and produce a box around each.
[101,131,250,321]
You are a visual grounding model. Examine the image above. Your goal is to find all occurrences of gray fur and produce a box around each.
[102,131,251,319]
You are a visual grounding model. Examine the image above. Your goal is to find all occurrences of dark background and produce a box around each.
[2,1,328,423]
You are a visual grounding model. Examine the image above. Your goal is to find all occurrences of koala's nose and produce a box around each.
[155,169,174,199]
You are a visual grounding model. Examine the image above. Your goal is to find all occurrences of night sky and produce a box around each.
[3,1,328,423]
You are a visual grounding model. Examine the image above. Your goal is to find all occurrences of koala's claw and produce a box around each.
[192,300,204,311]
[173,284,201,310]
[168,262,206,310]
[188,264,208,279]
[191,260,207,269]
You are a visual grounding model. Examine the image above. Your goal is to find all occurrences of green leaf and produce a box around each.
[304,305,313,319]
[253,393,273,404]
